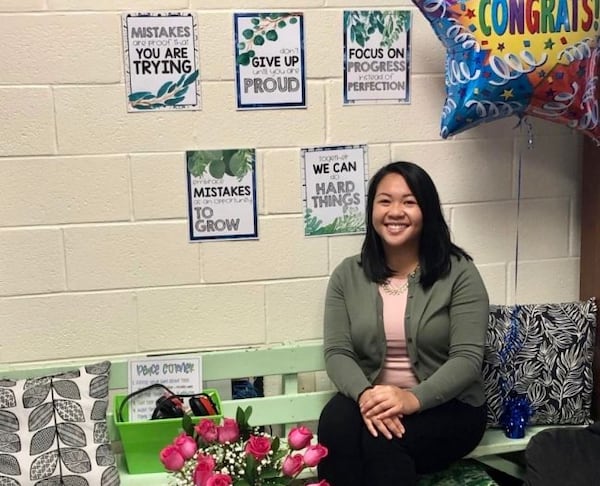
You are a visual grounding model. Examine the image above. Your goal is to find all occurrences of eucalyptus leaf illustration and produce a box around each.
[304,209,365,236]
[236,13,300,66]
[187,150,219,177]
[325,213,365,234]
[187,150,254,181]
[229,151,249,178]
[209,159,226,179]
[345,10,410,47]
[129,70,198,109]
[304,208,324,235]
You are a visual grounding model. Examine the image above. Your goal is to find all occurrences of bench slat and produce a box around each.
[219,391,335,427]
[0,341,326,388]
[466,425,581,458]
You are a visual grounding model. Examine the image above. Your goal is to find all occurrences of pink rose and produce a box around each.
[173,432,197,460]
[282,453,305,477]
[306,481,330,486]
[287,426,314,450]
[159,444,185,471]
[303,444,328,467]
[196,418,218,443]
[206,473,233,486]
[244,435,272,460]
[193,453,216,486]
[217,418,240,443]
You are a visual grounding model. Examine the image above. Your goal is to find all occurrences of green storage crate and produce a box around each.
[113,389,223,474]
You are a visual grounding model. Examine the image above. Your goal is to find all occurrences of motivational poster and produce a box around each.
[302,145,368,237]
[343,10,412,104]
[128,356,202,421]
[122,12,200,111]
[234,12,306,109]
[186,149,258,241]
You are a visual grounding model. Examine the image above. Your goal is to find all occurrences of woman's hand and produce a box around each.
[358,386,407,439]
[363,414,405,439]
[359,385,421,421]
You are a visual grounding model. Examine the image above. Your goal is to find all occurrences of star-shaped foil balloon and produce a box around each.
[413,0,600,143]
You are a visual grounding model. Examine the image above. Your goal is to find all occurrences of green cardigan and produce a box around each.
[323,254,489,411]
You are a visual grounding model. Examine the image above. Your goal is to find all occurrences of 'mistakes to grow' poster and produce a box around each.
[186,149,258,241]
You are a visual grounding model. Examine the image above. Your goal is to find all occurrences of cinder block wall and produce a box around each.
[0,0,582,365]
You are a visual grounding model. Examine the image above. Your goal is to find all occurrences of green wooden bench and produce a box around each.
[3,340,568,485]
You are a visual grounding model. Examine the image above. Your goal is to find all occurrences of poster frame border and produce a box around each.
[122,11,202,112]
[186,150,259,242]
[233,11,307,110]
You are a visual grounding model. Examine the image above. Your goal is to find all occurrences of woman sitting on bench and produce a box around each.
[318,161,490,486]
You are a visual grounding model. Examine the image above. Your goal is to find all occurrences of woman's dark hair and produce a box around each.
[360,161,471,288]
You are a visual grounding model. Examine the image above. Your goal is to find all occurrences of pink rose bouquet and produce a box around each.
[160,406,329,486]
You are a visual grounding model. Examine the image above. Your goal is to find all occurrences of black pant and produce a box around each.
[317,393,487,486]
[525,422,600,486]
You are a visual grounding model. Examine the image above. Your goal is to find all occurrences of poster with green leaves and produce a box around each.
[122,12,200,111]
[186,149,257,241]
[302,145,368,237]
[234,12,305,109]
[344,10,412,104]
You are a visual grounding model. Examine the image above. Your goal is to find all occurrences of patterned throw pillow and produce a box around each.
[482,298,597,427]
[0,361,120,485]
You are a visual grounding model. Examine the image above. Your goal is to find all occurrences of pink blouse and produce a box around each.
[376,278,419,388]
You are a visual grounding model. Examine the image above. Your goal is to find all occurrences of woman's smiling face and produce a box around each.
[372,172,423,253]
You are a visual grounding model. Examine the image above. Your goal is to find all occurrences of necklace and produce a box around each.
[381,266,419,296]
[381,280,409,295]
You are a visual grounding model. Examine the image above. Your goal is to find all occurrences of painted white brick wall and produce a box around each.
[0,14,123,84]
[0,156,131,226]
[0,2,582,365]
[0,88,56,157]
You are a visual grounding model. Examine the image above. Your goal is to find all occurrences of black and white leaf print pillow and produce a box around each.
[482,298,597,427]
[0,362,120,486]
